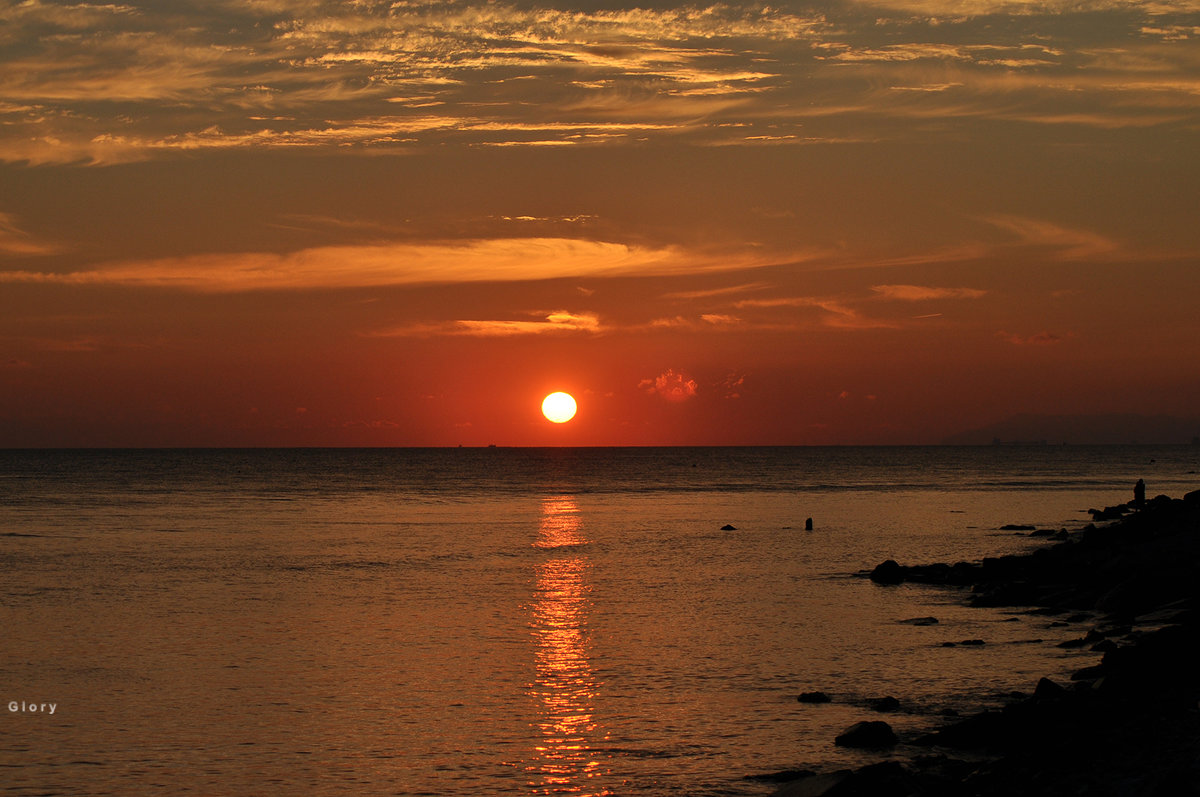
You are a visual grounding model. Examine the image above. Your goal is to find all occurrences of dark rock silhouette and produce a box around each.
[805,517,813,530]
[1032,677,1068,701]
[869,696,900,713]
[761,490,1200,797]
[868,559,904,585]
[797,691,831,704]
[743,768,815,784]
[769,762,917,797]
[834,720,898,748]
[1134,478,1146,508]
[720,524,736,530]
[1088,503,1130,521]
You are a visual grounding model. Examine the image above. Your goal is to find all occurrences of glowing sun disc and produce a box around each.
[541,392,577,424]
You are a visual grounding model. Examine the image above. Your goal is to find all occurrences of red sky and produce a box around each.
[2,0,1198,446]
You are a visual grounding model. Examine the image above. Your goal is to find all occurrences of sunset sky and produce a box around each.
[2,0,1198,446]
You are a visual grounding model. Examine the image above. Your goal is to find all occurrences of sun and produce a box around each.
[541,392,577,424]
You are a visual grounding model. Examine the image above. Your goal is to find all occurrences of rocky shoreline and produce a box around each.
[757,488,1200,796]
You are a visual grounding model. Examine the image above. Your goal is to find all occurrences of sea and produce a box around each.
[1,446,1197,796]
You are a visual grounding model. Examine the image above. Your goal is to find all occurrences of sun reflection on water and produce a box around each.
[527,496,609,795]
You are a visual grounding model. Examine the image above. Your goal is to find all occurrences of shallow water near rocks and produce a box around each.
[2,446,1196,795]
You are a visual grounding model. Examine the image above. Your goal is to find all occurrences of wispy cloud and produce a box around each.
[848,0,1200,16]
[720,371,746,399]
[734,296,899,329]
[662,282,773,300]
[871,284,987,300]
[982,215,1119,259]
[3,0,1196,163]
[452,311,600,336]
[0,238,768,292]
[363,310,603,338]
[0,0,825,163]
[0,213,62,256]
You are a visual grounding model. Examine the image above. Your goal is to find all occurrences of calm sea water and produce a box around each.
[2,446,1197,795]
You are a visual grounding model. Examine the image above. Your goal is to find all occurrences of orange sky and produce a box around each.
[2,0,1198,446]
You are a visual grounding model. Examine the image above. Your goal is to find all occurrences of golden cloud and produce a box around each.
[871,284,987,300]
[1,238,768,292]
[452,311,601,336]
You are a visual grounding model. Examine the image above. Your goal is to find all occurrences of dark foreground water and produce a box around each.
[1,446,1196,795]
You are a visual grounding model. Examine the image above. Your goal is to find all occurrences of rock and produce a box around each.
[814,762,915,796]
[744,768,816,783]
[1001,524,1036,531]
[916,710,1010,750]
[1093,623,1200,701]
[805,517,813,530]
[1070,663,1106,681]
[899,616,939,626]
[1095,577,1161,614]
[720,524,737,530]
[959,639,986,646]
[797,691,831,704]
[870,559,905,585]
[1033,677,1068,700]
[834,720,898,748]
[769,771,849,797]
[870,696,901,712]
[1088,504,1130,521]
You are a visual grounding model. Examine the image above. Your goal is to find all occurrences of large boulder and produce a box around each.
[870,559,905,585]
[834,720,898,748]
[798,691,832,704]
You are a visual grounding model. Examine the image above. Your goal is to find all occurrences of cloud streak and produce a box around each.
[0,237,770,292]
[983,215,1119,259]
[0,213,62,256]
[452,311,601,336]
[871,284,988,300]
[734,295,901,329]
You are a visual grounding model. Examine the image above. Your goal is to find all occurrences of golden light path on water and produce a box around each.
[527,496,608,795]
